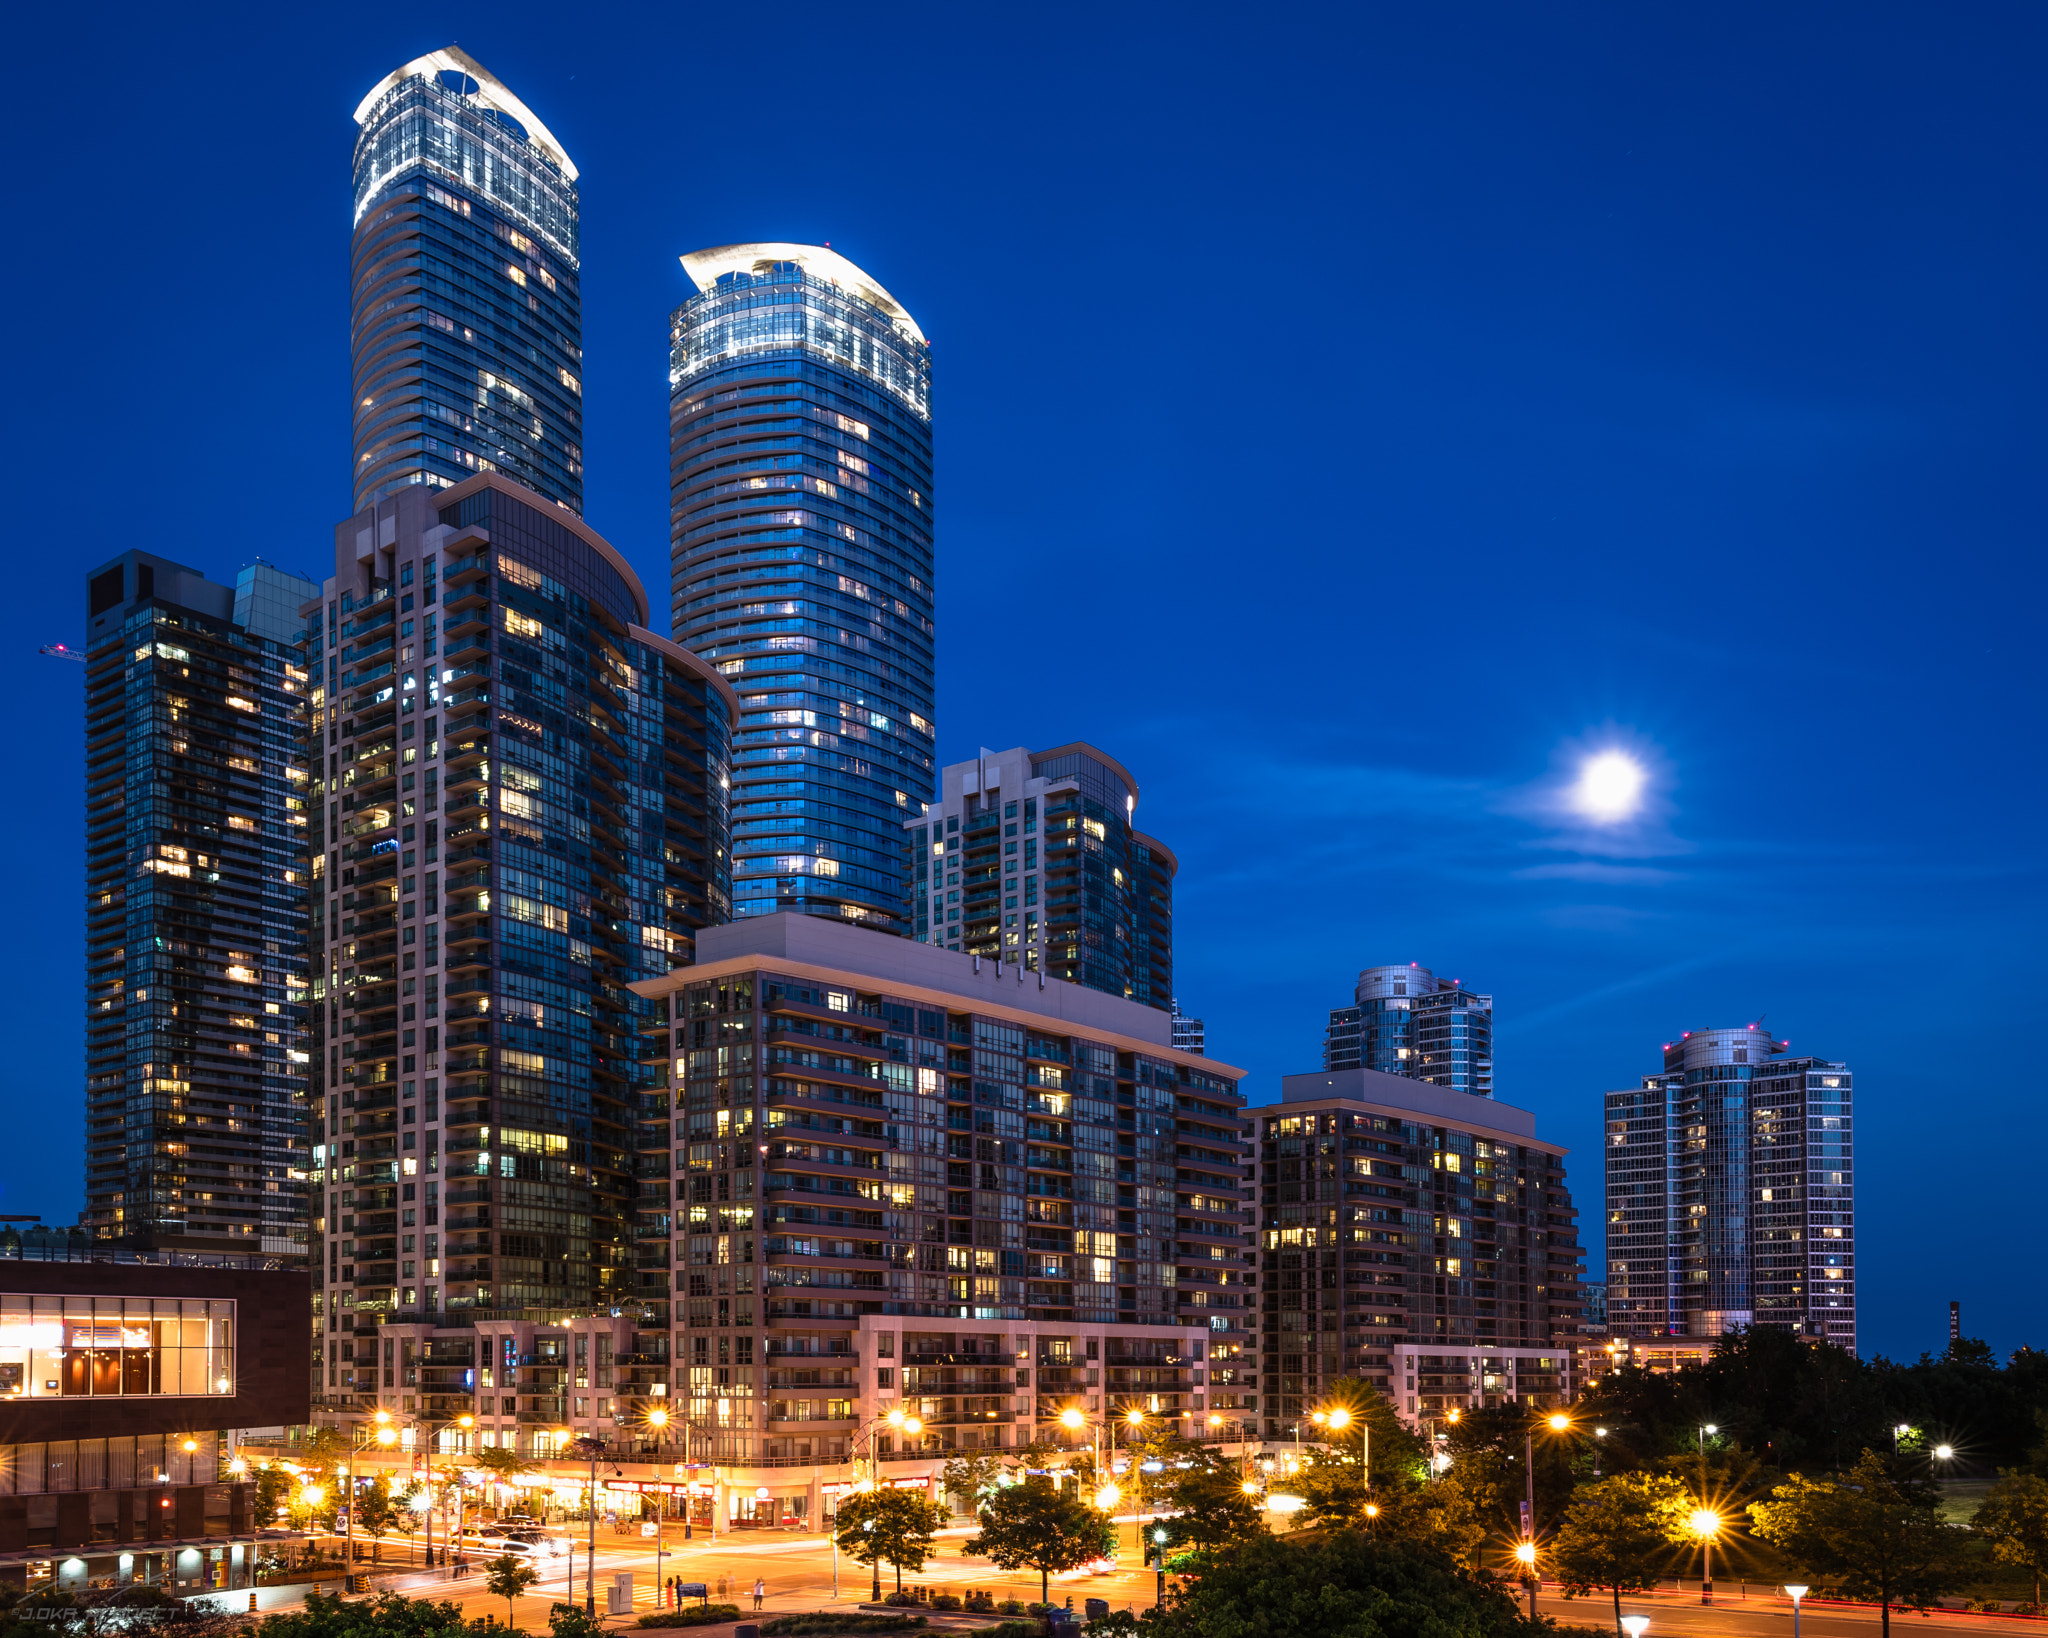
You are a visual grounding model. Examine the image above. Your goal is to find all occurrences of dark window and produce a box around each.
[89,567,125,616]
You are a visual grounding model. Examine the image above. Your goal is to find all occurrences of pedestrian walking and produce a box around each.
[753,1578,765,1611]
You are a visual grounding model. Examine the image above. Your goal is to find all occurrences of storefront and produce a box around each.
[727,1485,808,1530]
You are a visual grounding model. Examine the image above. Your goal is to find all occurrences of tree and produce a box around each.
[1549,1472,1692,1635]
[248,1590,474,1638]
[546,1601,608,1638]
[1975,1471,2048,1606]
[1750,1450,1971,1638]
[939,1450,1005,1516]
[1372,1472,1489,1564]
[1295,1445,1375,1532]
[253,1462,291,1528]
[483,1554,538,1629]
[356,1476,397,1561]
[1153,1451,1266,1557]
[963,1476,1116,1608]
[472,1446,537,1520]
[832,1487,951,1592]
[1137,1530,1532,1638]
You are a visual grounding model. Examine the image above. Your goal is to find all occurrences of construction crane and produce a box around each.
[39,642,85,661]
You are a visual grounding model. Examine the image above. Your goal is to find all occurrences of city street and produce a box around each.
[275,1520,1161,1625]
[261,1528,2048,1638]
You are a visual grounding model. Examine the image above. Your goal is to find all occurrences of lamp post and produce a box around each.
[1689,1509,1723,1604]
[1786,1583,1809,1638]
[568,1435,613,1616]
[1060,1405,1137,1563]
[1122,1408,1149,1545]
[645,1408,670,1602]
[1515,1539,1539,1617]
[850,1407,924,1602]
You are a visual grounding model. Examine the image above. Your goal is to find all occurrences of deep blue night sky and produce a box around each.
[3,3,2040,1362]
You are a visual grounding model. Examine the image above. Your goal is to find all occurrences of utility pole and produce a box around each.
[1523,1427,1537,1619]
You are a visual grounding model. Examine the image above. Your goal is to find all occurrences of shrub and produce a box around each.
[1968,1601,2004,1614]
[882,1589,921,1606]
[634,1605,742,1628]
[2012,1603,2043,1618]
[963,1592,997,1613]
[759,1617,931,1636]
[998,1600,1026,1615]
[929,1594,962,1611]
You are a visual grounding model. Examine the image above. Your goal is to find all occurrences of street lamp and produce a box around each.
[1321,1403,1371,1492]
[1689,1508,1724,1604]
[1621,1618,1650,1638]
[851,1407,924,1602]
[567,1435,617,1616]
[1697,1423,1717,1458]
[1786,1584,1809,1638]
[644,1408,671,1602]
[1514,1539,1539,1618]
[406,1487,432,1568]
[1934,1444,1955,1462]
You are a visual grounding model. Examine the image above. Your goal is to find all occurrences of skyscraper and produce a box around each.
[904,746,1175,1009]
[351,47,584,514]
[669,245,935,931]
[611,911,1251,1468]
[1324,964,1493,1097]
[1249,1068,1584,1432]
[82,553,319,1256]
[305,474,735,1427]
[1605,1026,1855,1351]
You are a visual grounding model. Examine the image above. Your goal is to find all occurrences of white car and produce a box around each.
[467,1530,568,1559]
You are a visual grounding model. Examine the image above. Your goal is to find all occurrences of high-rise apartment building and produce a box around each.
[1171,1005,1205,1056]
[304,474,736,1426]
[351,47,584,514]
[82,553,319,1256]
[1250,1068,1583,1435]
[622,912,1250,1462]
[1324,964,1493,1097]
[605,913,1251,1466]
[1605,1026,1855,1351]
[669,245,935,931]
[904,746,1174,1010]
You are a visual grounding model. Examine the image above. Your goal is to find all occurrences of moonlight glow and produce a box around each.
[1572,751,1647,822]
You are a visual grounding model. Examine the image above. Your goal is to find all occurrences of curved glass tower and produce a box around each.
[351,47,584,515]
[669,245,934,930]
[306,473,736,1427]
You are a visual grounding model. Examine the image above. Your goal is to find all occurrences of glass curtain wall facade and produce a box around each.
[304,475,734,1424]
[351,47,584,514]
[1253,1070,1583,1434]
[81,553,318,1256]
[1324,964,1494,1097]
[905,745,1174,1010]
[1605,1027,1855,1350]
[669,245,935,931]
[620,914,1248,1467]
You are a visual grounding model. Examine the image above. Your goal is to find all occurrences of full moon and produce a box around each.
[1572,751,1646,822]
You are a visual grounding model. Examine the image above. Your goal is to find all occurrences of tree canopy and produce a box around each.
[962,1476,1115,1606]
[832,1486,951,1591]
[1136,1530,1540,1638]
[1749,1450,1972,1638]
[1548,1473,1692,1634]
